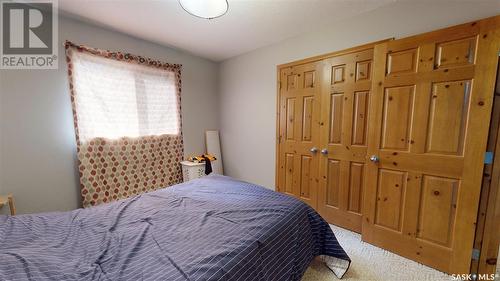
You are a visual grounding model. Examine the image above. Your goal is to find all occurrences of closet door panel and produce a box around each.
[374,168,407,232]
[348,162,364,214]
[278,62,322,208]
[380,86,414,151]
[317,48,374,233]
[362,18,500,274]
[426,80,470,155]
[329,93,344,144]
[352,91,369,146]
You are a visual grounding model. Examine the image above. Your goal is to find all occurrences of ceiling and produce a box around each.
[58,0,397,61]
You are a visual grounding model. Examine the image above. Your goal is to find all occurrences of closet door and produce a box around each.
[317,49,373,232]
[362,18,500,274]
[277,62,322,208]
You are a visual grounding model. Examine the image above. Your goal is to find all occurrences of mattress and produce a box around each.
[0,175,350,280]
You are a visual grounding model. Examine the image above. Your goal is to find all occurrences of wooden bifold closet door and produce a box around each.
[316,48,374,233]
[278,45,377,231]
[277,62,322,208]
[362,18,500,274]
[277,16,500,275]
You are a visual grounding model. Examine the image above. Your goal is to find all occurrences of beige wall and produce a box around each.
[218,1,500,189]
[0,16,219,214]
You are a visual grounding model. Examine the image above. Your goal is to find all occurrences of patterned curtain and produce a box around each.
[65,41,184,207]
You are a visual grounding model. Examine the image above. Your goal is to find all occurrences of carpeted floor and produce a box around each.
[302,225,454,281]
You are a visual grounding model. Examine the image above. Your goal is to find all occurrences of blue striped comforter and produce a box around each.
[0,175,350,280]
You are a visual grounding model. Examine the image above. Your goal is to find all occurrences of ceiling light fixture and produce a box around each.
[179,0,228,20]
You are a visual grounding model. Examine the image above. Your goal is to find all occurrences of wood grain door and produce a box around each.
[277,62,322,208]
[317,48,374,233]
[362,18,500,274]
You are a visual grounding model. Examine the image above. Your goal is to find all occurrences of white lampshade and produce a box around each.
[179,0,228,19]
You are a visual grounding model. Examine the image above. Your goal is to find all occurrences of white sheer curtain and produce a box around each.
[71,51,180,142]
[66,42,184,207]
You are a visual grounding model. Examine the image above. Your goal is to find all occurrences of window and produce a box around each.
[70,50,180,142]
[66,42,184,207]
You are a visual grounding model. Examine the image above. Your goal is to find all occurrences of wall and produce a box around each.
[0,71,2,198]
[0,16,219,214]
[218,1,500,189]
[2,2,499,215]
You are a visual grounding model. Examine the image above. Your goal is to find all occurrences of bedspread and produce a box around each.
[0,175,350,281]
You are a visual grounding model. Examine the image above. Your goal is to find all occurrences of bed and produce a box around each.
[0,175,350,280]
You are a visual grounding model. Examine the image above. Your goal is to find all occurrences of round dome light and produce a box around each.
[179,0,228,19]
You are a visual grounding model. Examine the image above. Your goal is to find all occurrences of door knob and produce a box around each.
[321,149,328,155]
[370,155,380,163]
[310,147,318,153]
